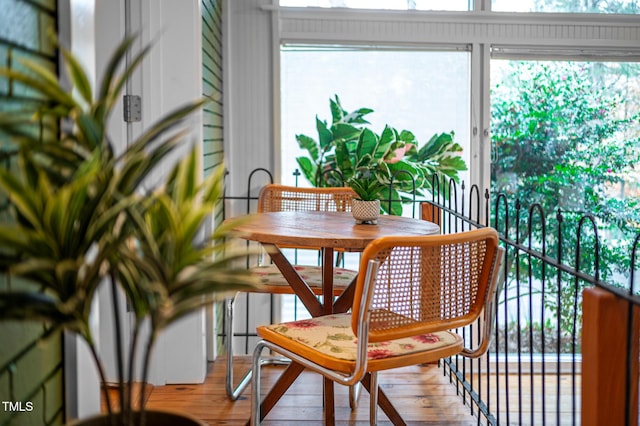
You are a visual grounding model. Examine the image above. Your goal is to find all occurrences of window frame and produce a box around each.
[262,5,640,195]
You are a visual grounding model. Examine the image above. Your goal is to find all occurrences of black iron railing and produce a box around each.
[428,175,640,426]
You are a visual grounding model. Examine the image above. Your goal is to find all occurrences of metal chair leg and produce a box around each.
[225,295,291,401]
[349,381,362,409]
[225,297,252,400]
[251,341,267,426]
[226,291,360,406]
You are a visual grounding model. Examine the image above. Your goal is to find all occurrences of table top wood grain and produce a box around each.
[230,211,440,251]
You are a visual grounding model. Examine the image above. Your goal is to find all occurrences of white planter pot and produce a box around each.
[352,199,380,224]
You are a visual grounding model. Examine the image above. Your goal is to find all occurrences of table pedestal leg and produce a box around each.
[323,377,335,426]
[321,247,334,315]
[321,247,336,425]
[333,278,356,313]
[266,244,323,317]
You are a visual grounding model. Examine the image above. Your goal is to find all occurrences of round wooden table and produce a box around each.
[230,210,439,425]
[233,210,440,250]
[232,210,440,316]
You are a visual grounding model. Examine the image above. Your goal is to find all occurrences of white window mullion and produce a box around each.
[470,41,492,196]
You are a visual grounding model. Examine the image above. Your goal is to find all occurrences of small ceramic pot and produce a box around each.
[352,199,380,224]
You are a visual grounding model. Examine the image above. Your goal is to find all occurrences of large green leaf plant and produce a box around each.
[296,95,467,215]
[0,36,257,425]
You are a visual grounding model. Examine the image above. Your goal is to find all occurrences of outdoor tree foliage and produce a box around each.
[491,61,640,347]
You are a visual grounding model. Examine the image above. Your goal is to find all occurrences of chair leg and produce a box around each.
[349,382,362,409]
[369,372,378,426]
[225,295,291,401]
[225,296,252,400]
[251,341,266,426]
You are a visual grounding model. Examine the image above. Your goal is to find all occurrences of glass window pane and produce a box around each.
[492,0,640,14]
[280,0,470,11]
[280,47,470,323]
[491,58,640,283]
[280,47,471,201]
[490,58,640,355]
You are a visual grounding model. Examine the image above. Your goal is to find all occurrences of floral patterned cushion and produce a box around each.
[261,313,461,363]
[250,264,357,290]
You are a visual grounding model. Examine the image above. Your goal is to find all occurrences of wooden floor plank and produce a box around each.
[142,356,578,425]
[145,356,479,425]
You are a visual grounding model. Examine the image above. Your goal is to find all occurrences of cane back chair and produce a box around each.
[251,228,504,425]
[225,184,359,399]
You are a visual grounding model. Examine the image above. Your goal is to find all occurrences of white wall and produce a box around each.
[225,0,277,203]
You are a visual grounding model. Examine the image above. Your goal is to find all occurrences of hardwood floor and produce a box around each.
[144,356,479,425]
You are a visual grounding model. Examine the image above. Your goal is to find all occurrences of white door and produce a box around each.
[92,0,207,386]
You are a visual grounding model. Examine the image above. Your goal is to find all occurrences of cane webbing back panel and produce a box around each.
[248,184,359,294]
[257,184,355,214]
[353,228,500,343]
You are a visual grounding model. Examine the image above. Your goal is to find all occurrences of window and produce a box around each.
[279,45,471,320]
[491,57,640,282]
[280,46,471,199]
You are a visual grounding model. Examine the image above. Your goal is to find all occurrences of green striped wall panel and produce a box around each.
[202,0,225,355]
[202,0,224,173]
[0,1,64,425]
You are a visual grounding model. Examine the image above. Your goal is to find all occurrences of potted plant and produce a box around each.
[0,36,258,425]
[296,95,467,215]
[347,166,387,224]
